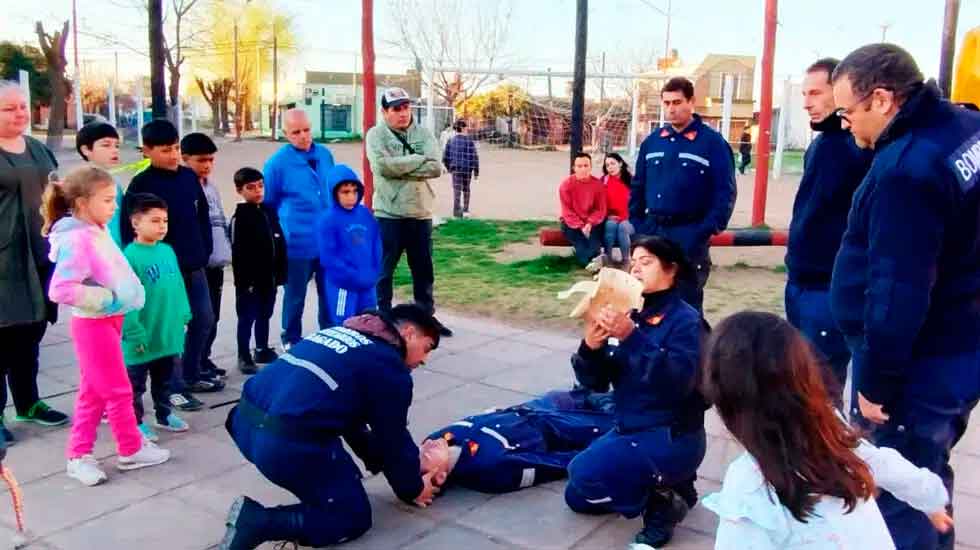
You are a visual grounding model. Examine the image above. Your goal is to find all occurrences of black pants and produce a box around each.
[376,218,435,314]
[676,260,711,314]
[236,286,276,358]
[560,221,603,267]
[451,172,472,217]
[127,356,174,424]
[204,266,225,361]
[0,322,45,415]
[739,151,751,174]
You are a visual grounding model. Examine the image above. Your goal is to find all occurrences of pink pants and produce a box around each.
[67,316,142,458]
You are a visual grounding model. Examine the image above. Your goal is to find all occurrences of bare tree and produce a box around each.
[385,0,513,107]
[35,21,70,150]
[163,0,203,109]
[196,76,232,135]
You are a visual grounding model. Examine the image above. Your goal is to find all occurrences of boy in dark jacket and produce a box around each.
[230,168,287,374]
[442,119,480,218]
[317,164,382,326]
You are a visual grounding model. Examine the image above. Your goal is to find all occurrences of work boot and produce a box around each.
[219,496,306,550]
[673,476,699,510]
[632,489,690,548]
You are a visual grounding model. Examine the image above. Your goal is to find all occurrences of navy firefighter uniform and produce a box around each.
[225,312,425,548]
[784,112,872,399]
[427,389,616,494]
[629,114,737,312]
[564,287,708,546]
[831,82,980,550]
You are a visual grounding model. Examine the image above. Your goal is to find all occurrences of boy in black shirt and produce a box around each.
[122,120,224,412]
[229,167,287,374]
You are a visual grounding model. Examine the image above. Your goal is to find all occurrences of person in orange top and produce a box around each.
[559,153,607,270]
[601,153,634,266]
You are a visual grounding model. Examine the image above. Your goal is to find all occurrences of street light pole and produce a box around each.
[234,21,240,141]
[71,0,84,129]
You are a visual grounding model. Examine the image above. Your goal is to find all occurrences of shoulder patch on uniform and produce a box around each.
[467,440,480,456]
[659,129,670,138]
[647,313,665,326]
[949,129,980,193]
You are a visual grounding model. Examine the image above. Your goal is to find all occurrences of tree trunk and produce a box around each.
[35,21,69,151]
[148,0,167,118]
[211,102,221,135]
[244,101,253,132]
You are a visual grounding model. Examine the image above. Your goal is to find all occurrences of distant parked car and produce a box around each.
[82,113,108,126]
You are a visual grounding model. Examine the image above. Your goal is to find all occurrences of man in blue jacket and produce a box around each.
[219,304,441,550]
[830,43,980,550]
[317,164,382,325]
[263,108,336,348]
[785,58,872,400]
[629,77,737,313]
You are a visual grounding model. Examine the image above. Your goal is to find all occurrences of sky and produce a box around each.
[2,0,978,103]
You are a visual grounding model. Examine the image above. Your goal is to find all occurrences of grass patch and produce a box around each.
[392,219,589,328]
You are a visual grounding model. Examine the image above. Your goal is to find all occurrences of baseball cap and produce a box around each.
[381,87,411,109]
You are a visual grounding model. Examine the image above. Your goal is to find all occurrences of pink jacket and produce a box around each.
[47,217,144,318]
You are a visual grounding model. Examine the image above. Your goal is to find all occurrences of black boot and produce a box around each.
[673,476,699,510]
[219,496,306,550]
[238,355,258,375]
[633,489,690,548]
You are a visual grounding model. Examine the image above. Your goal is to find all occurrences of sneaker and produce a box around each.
[610,248,624,264]
[584,255,604,274]
[117,440,170,471]
[14,400,69,426]
[213,367,228,378]
[238,356,258,375]
[188,378,225,393]
[67,455,108,486]
[0,423,15,447]
[253,347,279,364]
[432,316,454,337]
[153,413,189,433]
[138,423,160,442]
[169,392,205,412]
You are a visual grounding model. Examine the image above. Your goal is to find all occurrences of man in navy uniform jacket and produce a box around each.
[830,43,980,550]
[219,304,440,550]
[785,57,872,400]
[629,77,736,313]
[421,389,615,494]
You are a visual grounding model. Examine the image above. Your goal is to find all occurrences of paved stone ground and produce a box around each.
[3,284,980,550]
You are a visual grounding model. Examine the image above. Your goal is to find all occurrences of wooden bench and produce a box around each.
[538,227,789,247]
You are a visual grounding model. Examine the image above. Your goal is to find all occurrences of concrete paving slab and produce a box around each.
[456,486,609,549]
[43,494,224,550]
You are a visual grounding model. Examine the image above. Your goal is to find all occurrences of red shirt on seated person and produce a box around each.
[559,153,607,267]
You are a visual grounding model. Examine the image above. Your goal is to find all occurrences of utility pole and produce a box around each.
[234,21,241,141]
[361,0,377,207]
[879,22,891,41]
[547,67,553,103]
[71,0,83,129]
[272,30,278,140]
[752,0,778,227]
[938,0,960,97]
[570,0,587,166]
[599,52,606,103]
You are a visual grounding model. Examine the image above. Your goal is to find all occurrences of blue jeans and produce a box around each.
[603,219,634,260]
[173,268,215,392]
[281,258,329,346]
[785,282,851,402]
[560,221,603,267]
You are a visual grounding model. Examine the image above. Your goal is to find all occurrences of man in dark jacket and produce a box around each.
[629,77,737,313]
[785,58,872,400]
[737,128,752,174]
[442,119,480,218]
[230,167,287,373]
[219,304,441,550]
[830,44,980,550]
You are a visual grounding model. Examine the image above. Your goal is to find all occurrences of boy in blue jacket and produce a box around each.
[317,165,382,325]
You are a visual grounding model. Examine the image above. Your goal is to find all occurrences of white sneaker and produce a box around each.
[585,255,604,274]
[117,440,171,471]
[67,455,108,486]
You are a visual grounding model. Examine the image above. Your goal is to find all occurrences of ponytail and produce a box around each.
[40,166,114,236]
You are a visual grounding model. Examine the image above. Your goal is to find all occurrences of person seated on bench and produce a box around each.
[559,152,607,272]
[564,235,708,549]
[419,388,615,494]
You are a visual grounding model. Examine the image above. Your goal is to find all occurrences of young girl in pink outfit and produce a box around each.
[42,166,170,487]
